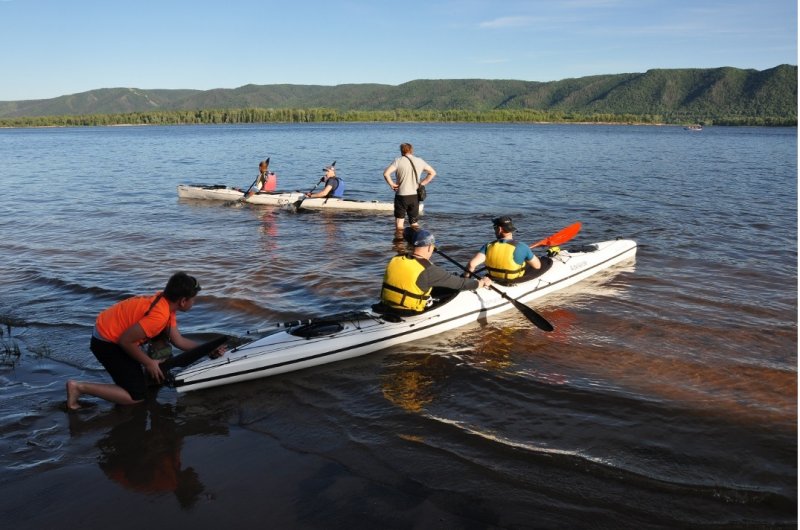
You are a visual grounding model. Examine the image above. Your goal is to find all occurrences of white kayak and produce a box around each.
[174,239,637,393]
[177,184,416,213]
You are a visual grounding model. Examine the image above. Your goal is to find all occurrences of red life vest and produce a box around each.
[260,172,277,192]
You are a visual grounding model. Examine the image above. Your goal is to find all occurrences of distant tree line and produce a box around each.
[0,107,795,128]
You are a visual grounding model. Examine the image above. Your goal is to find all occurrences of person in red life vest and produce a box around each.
[245,159,277,198]
[466,216,542,283]
[379,228,491,314]
[66,272,224,410]
[306,164,345,199]
[255,159,277,192]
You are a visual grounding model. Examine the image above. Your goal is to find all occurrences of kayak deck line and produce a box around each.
[174,309,446,381]
[174,239,637,392]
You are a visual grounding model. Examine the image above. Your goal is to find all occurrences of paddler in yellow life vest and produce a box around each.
[466,216,541,283]
[380,229,492,314]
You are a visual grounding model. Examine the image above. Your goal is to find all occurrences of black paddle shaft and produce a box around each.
[294,160,335,210]
[433,248,553,332]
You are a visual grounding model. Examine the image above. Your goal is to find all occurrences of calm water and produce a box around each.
[0,123,796,528]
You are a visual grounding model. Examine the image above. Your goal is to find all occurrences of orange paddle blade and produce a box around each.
[530,222,582,248]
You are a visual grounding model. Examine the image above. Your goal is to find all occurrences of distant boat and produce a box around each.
[684,124,703,131]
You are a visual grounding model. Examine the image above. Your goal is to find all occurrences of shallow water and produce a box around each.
[0,123,796,528]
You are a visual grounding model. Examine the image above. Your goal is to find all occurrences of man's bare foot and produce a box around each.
[66,380,82,411]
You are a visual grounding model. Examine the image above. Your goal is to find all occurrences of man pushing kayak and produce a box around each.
[66,272,224,410]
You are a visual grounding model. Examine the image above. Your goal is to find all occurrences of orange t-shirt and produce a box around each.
[95,293,177,344]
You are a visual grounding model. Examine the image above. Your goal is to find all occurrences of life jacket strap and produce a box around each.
[381,282,430,307]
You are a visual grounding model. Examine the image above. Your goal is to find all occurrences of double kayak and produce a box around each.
[174,238,637,393]
[177,184,415,213]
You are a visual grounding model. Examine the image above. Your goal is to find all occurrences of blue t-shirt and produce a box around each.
[479,239,533,264]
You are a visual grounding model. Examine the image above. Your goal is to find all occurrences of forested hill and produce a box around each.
[0,65,796,125]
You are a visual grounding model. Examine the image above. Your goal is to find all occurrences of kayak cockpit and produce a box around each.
[285,310,382,338]
[370,285,461,319]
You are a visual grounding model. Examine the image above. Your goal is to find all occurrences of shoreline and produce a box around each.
[2,121,795,130]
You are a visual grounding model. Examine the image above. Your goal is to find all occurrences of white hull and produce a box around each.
[177,184,416,213]
[175,239,637,393]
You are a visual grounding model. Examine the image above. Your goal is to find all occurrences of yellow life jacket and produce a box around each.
[485,240,526,280]
[380,255,432,312]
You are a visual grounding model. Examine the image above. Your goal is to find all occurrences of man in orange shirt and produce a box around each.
[66,272,221,410]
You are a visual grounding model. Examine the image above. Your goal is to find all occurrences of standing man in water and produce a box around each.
[66,272,223,410]
[383,143,436,232]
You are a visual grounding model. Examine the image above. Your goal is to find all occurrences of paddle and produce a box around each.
[433,248,554,332]
[293,160,335,211]
[530,221,581,249]
[158,335,227,387]
[240,157,270,203]
[160,335,228,374]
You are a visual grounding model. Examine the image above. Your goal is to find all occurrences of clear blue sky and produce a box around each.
[1,0,796,101]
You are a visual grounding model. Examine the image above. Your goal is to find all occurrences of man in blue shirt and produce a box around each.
[306,165,345,199]
[466,216,541,282]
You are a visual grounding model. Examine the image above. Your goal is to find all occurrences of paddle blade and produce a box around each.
[510,298,553,331]
[531,222,582,249]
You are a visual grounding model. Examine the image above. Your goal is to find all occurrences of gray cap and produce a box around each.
[402,227,435,247]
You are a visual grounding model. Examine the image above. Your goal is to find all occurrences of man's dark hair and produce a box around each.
[400,143,413,155]
[163,272,201,301]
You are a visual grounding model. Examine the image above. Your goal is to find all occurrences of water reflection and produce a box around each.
[381,354,450,413]
[69,399,228,509]
[320,213,339,246]
[258,209,279,241]
[380,318,575,413]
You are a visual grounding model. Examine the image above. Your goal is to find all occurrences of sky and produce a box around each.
[0,0,796,101]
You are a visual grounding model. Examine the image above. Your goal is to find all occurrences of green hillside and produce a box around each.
[0,65,795,126]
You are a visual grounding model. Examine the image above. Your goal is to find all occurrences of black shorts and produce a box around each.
[90,336,147,401]
[394,194,420,223]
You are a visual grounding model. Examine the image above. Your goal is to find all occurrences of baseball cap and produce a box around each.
[403,227,435,247]
[413,229,435,247]
[492,216,516,232]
